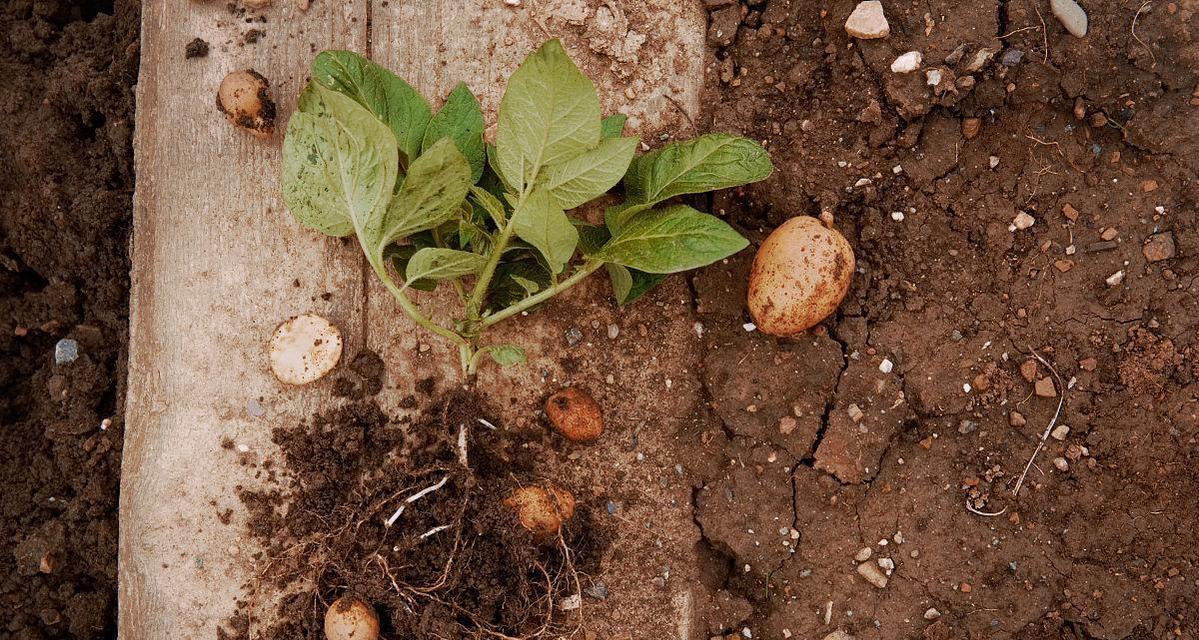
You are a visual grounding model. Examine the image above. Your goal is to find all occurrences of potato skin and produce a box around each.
[216,69,276,138]
[323,595,379,640]
[504,485,576,539]
[545,387,604,443]
[747,216,854,336]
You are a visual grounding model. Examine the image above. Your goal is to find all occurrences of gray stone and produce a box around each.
[54,339,78,365]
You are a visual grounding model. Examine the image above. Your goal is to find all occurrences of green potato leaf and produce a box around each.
[311,50,432,167]
[469,185,507,227]
[422,83,486,182]
[484,344,527,367]
[539,137,640,209]
[605,263,667,305]
[623,133,773,205]
[384,242,436,291]
[495,40,602,192]
[377,138,472,254]
[595,205,748,274]
[600,113,628,140]
[486,259,552,312]
[282,84,398,241]
[404,247,487,288]
[574,222,610,256]
[603,202,652,235]
[510,188,578,274]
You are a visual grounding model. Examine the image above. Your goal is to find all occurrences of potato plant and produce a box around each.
[282,40,772,375]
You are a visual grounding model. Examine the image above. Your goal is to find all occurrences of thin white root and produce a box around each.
[385,476,450,526]
[477,417,497,430]
[965,498,1008,517]
[1011,346,1066,496]
[419,524,452,540]
[1132,1,1156,65]
[457,424,469,468]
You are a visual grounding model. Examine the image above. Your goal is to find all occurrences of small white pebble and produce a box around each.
[892,164,903,174]
[1106,270,1125,287]
[989,155,1000,168]
[963,383,972,393]
[1012,211,1036,230]
[1053,457,1069,471]
[891,211,905,222]
[890,51,923,73]
[879,358,894,373]
[236,443,250,453]
[742,322,757,332]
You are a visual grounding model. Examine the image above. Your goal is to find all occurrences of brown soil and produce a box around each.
[693,0,1199,638]
[0,1,138,638]
[220,362,611,639]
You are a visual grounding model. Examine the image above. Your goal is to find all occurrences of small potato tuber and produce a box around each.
[217,69,276,138]
[747,215,854,336]
[268,314,343,385]
[545,387,604,443]
[323,595,379,640]
[504,485,576,539]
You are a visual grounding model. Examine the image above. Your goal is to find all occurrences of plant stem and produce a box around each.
[480,260,603,329]
[373,261,470,350]
[466,189,527,319]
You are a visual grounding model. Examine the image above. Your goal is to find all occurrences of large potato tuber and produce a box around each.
[747,215,854,336]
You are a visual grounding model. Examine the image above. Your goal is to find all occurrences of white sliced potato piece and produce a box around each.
[268,314,342,385]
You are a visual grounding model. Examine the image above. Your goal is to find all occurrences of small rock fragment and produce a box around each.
[890,51,922,73]
[924,608,941,620]
[1053,457,1070,471]
[1019,359,1037,382]
[1051,424,1070,440]
[856,561,889,588]
[54,339,79,365]
[1034,377,1057,398]
[1012,212,1035,230]
[1009,411,1026,427]
[961,117,981,139]
[845,1,890,39]
[1050,0,1089,37]
[965,47,997,72]
[1106,270,1125,287]
[854,546,873,562]
[1001,49,1024,66]
[1142,232,1176,262]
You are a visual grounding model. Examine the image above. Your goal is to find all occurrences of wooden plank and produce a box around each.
[120,2,368,637]
[123,0,706,636]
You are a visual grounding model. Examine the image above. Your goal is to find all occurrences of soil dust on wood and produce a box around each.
[1,1,138,638]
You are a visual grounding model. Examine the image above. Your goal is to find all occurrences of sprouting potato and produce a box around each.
[545,387,604,443]
[747,215,855,336]
[216,69,276,138]
[323,595,379,640]
[504,485,576,539]
[268,314,343,385]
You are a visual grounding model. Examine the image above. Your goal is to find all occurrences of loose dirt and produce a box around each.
[219,361,611,639]
[1,1,138,638]
[694,0,1198,638]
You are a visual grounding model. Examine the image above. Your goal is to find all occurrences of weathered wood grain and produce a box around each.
[121,2,368,636]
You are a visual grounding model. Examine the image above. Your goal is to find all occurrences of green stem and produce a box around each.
[480,260,603,329]
[373,261,469,350]
[466,190,526,319]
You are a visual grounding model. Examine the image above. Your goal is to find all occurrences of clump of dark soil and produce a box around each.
[0,1,138,638]
[222,367,608,639]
